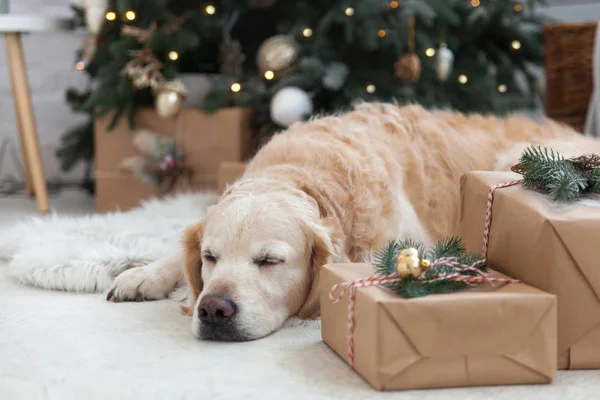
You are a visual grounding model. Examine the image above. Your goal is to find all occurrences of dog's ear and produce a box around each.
[297,217,347,320]
[180,220,205,316]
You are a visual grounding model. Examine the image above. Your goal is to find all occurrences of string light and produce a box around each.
[345,7,355,16]
[76,62,85,71]
[230,82,241,92]
[498,84,508,93]
[425,48,436,57]
[458,74,468,84]
[511,40,522,50]
[366,84,376,94]
[264,70,275,80]
[378,29,386,38]
[471,0,480,7]
[514,4,523,12]
[205,5,216,15]
[105,11,116,21]
[125,11,136,21]
[168,51,179,61]
[302,28,313,37]
[390,1,399,8]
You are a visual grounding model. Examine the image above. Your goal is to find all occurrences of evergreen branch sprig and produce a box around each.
[372,237,487,298]
[511,146,600,202]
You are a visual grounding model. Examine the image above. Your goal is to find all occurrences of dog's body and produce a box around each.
[107,103,597,340]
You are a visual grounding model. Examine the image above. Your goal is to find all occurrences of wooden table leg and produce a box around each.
[5,32,50,212]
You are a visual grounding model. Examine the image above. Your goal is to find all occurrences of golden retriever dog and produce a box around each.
[106,103,599,341]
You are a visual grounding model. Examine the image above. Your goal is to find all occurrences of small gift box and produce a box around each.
[320,262,557,391]
[95,107,252,212]
[460,170,600,369]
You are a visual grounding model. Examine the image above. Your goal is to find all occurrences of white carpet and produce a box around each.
[1,193,599,399]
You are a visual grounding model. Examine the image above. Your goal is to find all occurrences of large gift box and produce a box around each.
[95,108,252,213]
[320,263,557,391]
[460,171,600,370]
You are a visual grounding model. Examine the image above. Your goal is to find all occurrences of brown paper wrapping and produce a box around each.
[95,107,252,213]
[320,263,557,391]
[217,162,247,195]
[460,171,600,370]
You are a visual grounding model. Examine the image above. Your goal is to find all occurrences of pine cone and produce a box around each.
[394,53,422,83]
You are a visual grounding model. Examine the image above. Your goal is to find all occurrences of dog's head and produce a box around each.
[183,183,344,341]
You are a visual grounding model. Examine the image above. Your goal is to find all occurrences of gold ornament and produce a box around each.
[396,247,431,278]
[122,48,165,90]
[256,35,302,79]
[154,80,187,119]
[394,16,421,84]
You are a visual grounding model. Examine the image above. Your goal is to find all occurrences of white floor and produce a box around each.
[1,192,600,400]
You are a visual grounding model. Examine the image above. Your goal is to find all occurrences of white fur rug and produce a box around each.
[1,192,599,399]
[0,192,217,294]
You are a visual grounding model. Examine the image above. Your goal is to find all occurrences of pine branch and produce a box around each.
[513,146,590,201]
[373,237,488,298]
[588,169,600,194]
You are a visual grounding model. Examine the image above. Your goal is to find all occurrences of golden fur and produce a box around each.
[110,103,599,340]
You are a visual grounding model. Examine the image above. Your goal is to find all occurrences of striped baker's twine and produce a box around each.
[329,179,523,368]
[482,180,523,258]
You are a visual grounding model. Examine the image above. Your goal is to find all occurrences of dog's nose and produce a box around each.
[198,295,236,326]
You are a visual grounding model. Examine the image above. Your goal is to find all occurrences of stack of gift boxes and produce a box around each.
[320,171,600,391]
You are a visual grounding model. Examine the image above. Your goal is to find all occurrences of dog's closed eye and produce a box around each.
[202,250,218,264]
[253,255,284,267]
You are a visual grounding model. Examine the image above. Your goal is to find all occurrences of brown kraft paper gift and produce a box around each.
[95,107,252,213]
[217,162,247,195]
[460,171,600,370]
[320,263,557,391]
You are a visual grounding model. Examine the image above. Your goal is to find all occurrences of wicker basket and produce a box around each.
[545,22,597,133]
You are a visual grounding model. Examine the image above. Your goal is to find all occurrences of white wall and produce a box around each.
[0,1,599,183]
[0,0,88,184]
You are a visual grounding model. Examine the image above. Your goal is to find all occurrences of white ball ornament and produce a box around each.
[436,43,455,82]
[270,87,313,127]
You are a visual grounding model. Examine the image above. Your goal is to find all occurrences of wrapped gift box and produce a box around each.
[320,263,557,391]
[95,107,252,212]
[460,171,600,370]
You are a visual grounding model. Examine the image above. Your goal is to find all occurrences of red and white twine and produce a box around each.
[482,180,523,257]
[329,179,523,368]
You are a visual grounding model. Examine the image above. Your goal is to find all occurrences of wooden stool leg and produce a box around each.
[5,32,50,212]
[13,93,35,196]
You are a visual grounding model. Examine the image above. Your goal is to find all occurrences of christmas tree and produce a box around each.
[58,0,548,176]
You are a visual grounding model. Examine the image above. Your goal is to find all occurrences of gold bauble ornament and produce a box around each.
[399,248,419,258]
[396,260,412,278]
[396,247,431,277]
[154,80,188,119]
[256,35,302,79]
[394,53,422,83]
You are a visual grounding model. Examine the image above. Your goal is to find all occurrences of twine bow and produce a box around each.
[329,178,524,369]
[151,154,194,195]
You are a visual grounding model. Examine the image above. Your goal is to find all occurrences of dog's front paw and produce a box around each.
[106,267,172,303]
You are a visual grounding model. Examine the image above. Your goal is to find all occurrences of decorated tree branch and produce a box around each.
[511,146,600,202]
[59,0,550,175]
[370,237,492,298]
